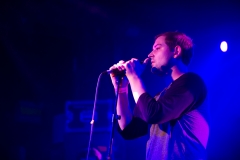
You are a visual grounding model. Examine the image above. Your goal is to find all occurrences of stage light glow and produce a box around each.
[220,41,228,52]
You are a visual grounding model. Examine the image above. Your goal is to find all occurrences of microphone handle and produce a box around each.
[103,58,149,76]
[106,69,126,77]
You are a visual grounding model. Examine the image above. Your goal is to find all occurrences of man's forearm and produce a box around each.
[116,89,132,130]
[128,76,146,103]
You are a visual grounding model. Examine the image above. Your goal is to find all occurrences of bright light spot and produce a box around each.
[220,41,228,52]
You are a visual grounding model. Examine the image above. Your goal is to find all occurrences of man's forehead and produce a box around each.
[155,35,165,42]
[153,36,165,46]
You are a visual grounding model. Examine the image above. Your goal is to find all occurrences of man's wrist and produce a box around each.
[115,87,128,94]
[127,74,140,83]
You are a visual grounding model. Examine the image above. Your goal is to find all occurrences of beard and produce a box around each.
[151,65,172,76]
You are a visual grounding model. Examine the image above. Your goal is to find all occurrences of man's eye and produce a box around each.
[156,48,160,50]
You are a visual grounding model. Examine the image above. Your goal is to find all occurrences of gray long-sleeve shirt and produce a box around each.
[118,72,209,160]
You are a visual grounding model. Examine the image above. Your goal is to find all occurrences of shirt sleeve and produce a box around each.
[117,116,148,140]
[134,74,206,124]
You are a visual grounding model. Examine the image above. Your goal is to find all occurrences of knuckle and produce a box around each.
[109,66,114,69]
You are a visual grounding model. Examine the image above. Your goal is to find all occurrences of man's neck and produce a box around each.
[171,64,188,81]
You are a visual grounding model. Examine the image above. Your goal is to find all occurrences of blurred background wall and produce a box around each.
[1,0,240,159]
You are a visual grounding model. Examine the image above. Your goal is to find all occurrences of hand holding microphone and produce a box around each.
[105,58,150,77]
[107,58,150,90]
[125,58,150,78]
[108,60,129,90]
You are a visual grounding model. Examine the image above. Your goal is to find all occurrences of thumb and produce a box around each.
[143,57,150,65]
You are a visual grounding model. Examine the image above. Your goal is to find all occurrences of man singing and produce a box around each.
[109,31,209,160]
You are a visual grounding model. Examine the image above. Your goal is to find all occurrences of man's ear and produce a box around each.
[173,45,182,58]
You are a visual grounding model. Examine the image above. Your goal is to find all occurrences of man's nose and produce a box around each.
[148,51,154,57]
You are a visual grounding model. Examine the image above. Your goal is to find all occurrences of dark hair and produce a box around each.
[155,31,193,65]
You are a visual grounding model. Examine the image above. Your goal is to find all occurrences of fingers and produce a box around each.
[109,60,129,89]
[114,64,125,71]
[109,60,126,71]
[124,58,139,68]
[118,60,126,70]
[143,57,150,64]
[109,58,141,75]
[118,60,125,64]
[131,58,138,61]
[108,60,126,78]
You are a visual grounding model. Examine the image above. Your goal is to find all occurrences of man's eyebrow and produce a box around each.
[153,44,162,49]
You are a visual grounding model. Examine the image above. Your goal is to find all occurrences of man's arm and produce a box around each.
[109,59,148,139]
[134,74,205,124]
[128,75,146,103]
[115,87,132,130]
[124,58,148,103]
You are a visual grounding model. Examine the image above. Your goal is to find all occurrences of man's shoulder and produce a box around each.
[172,72,202,84]
[183,72,202,80]
[172,72,207,94]
[179,72,205,85]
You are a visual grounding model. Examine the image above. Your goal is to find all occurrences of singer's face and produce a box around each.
[148,36,174,74]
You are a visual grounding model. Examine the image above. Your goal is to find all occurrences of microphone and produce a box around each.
[103,58,150,76]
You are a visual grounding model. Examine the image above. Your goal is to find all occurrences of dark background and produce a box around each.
[1,0,240,159]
